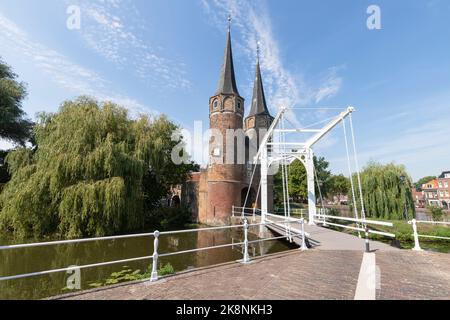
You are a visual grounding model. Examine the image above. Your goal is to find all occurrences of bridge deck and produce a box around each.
[266,222,398,251]
[55,250,450,300]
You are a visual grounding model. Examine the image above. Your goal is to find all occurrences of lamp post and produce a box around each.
[400,175,409,221]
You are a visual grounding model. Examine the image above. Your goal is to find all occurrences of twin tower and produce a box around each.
[184,23,274,226]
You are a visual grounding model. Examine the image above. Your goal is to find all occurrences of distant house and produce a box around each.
[437,171,450,209]
[412,188,425,208]
[422,172,450,209]
[422,179,440,207]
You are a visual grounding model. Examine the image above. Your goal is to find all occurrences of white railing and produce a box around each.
[313,213,395,237]
[232,206,261,221]
[408,219,450,251]
[273,208,307,219]
[0,218,308,283]
[313,213,395,252]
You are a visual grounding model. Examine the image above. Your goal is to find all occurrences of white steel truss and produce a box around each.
[255,106,355,225]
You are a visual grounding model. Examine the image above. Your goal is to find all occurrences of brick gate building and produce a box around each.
[182,24,274,226]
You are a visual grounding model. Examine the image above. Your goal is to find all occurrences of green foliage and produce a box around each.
[415,176,436,191]
[274,156,332,205]
[0,97,196,238]
[0,58,33,146]
[428,205,444,221]
[351,162,415,220]
[0,150,10,186]
[327,207,340,217]
[328,174,350,199]
[88,263,175,288]
[158,262,175,276]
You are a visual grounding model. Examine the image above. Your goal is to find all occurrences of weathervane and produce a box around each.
[256,40,261,62]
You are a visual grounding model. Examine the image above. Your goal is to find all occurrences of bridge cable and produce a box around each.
[280,114,292,240]
[349,113,367,227]
[342,118,362,237]
[313,160,326,223]
[242,144,260,217]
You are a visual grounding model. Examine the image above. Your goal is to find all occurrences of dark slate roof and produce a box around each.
[248,60,270,117]
[439,171,450,178]
[216,30,240,96]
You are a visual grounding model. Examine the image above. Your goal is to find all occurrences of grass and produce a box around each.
[370,220,450,253]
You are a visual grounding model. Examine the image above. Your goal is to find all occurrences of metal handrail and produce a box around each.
[0,232,155,251]
[313,213,395,252]
[408,219,450,251]
[415,220,450,225]
[0,219,308,283]
[314,220,395,238]
[314,214,393,227]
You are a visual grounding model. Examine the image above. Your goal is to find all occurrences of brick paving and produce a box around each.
[59,250,363,300]
[56,250,450,300]
[376,251,450,300]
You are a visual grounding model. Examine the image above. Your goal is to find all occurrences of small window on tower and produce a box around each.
[213,147,221,157]
[213,100,219,109]
[237,101,241,109]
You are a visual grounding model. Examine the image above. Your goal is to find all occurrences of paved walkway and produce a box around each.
[56,250,450,300]
[267,222,398,251]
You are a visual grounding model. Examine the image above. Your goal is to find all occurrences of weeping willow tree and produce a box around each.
[0,97,195,239]
[351,162,415,220]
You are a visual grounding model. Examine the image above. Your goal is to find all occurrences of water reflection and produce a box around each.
[0,226,295,300]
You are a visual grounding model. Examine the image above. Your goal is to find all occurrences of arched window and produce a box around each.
[213,99,219,110]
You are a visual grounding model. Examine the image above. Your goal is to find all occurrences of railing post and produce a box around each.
[242,219,250,263]
[150,231,160,282]
[411,219,423,251]
[232,205,235,217]
[300,218,308,251]
[322,208,328,227]
[364,226,370,253]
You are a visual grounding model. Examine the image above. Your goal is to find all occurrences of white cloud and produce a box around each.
[0,11,154,118]
[314,66,344,103]
[67,0,191,90]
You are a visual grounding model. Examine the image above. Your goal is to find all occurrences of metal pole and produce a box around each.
[261,147,268,224]
[300,218,308,251]
[411,219,423,251]
[306,150,317,225]
[150,231,159,282]
[243,219,250,263]
[365,227,370,253]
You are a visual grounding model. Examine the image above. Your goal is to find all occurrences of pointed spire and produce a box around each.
[216,15,240,96]
[249,44,270,116]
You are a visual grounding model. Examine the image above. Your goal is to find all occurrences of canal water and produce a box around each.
[0,225,296,300]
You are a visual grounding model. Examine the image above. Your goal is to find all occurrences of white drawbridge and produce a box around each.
[242,106,364,225]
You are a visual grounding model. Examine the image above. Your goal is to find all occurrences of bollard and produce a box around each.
[364,227,370,253]
[242,219,250,263]
[150,231,160,282]
[300,218,308,251]
[411,219,423,251]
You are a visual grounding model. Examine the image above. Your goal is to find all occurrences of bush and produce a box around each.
[428,205,444,221]
[327,207,340,217]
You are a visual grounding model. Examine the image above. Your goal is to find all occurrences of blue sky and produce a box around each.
[0,0,449,181]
